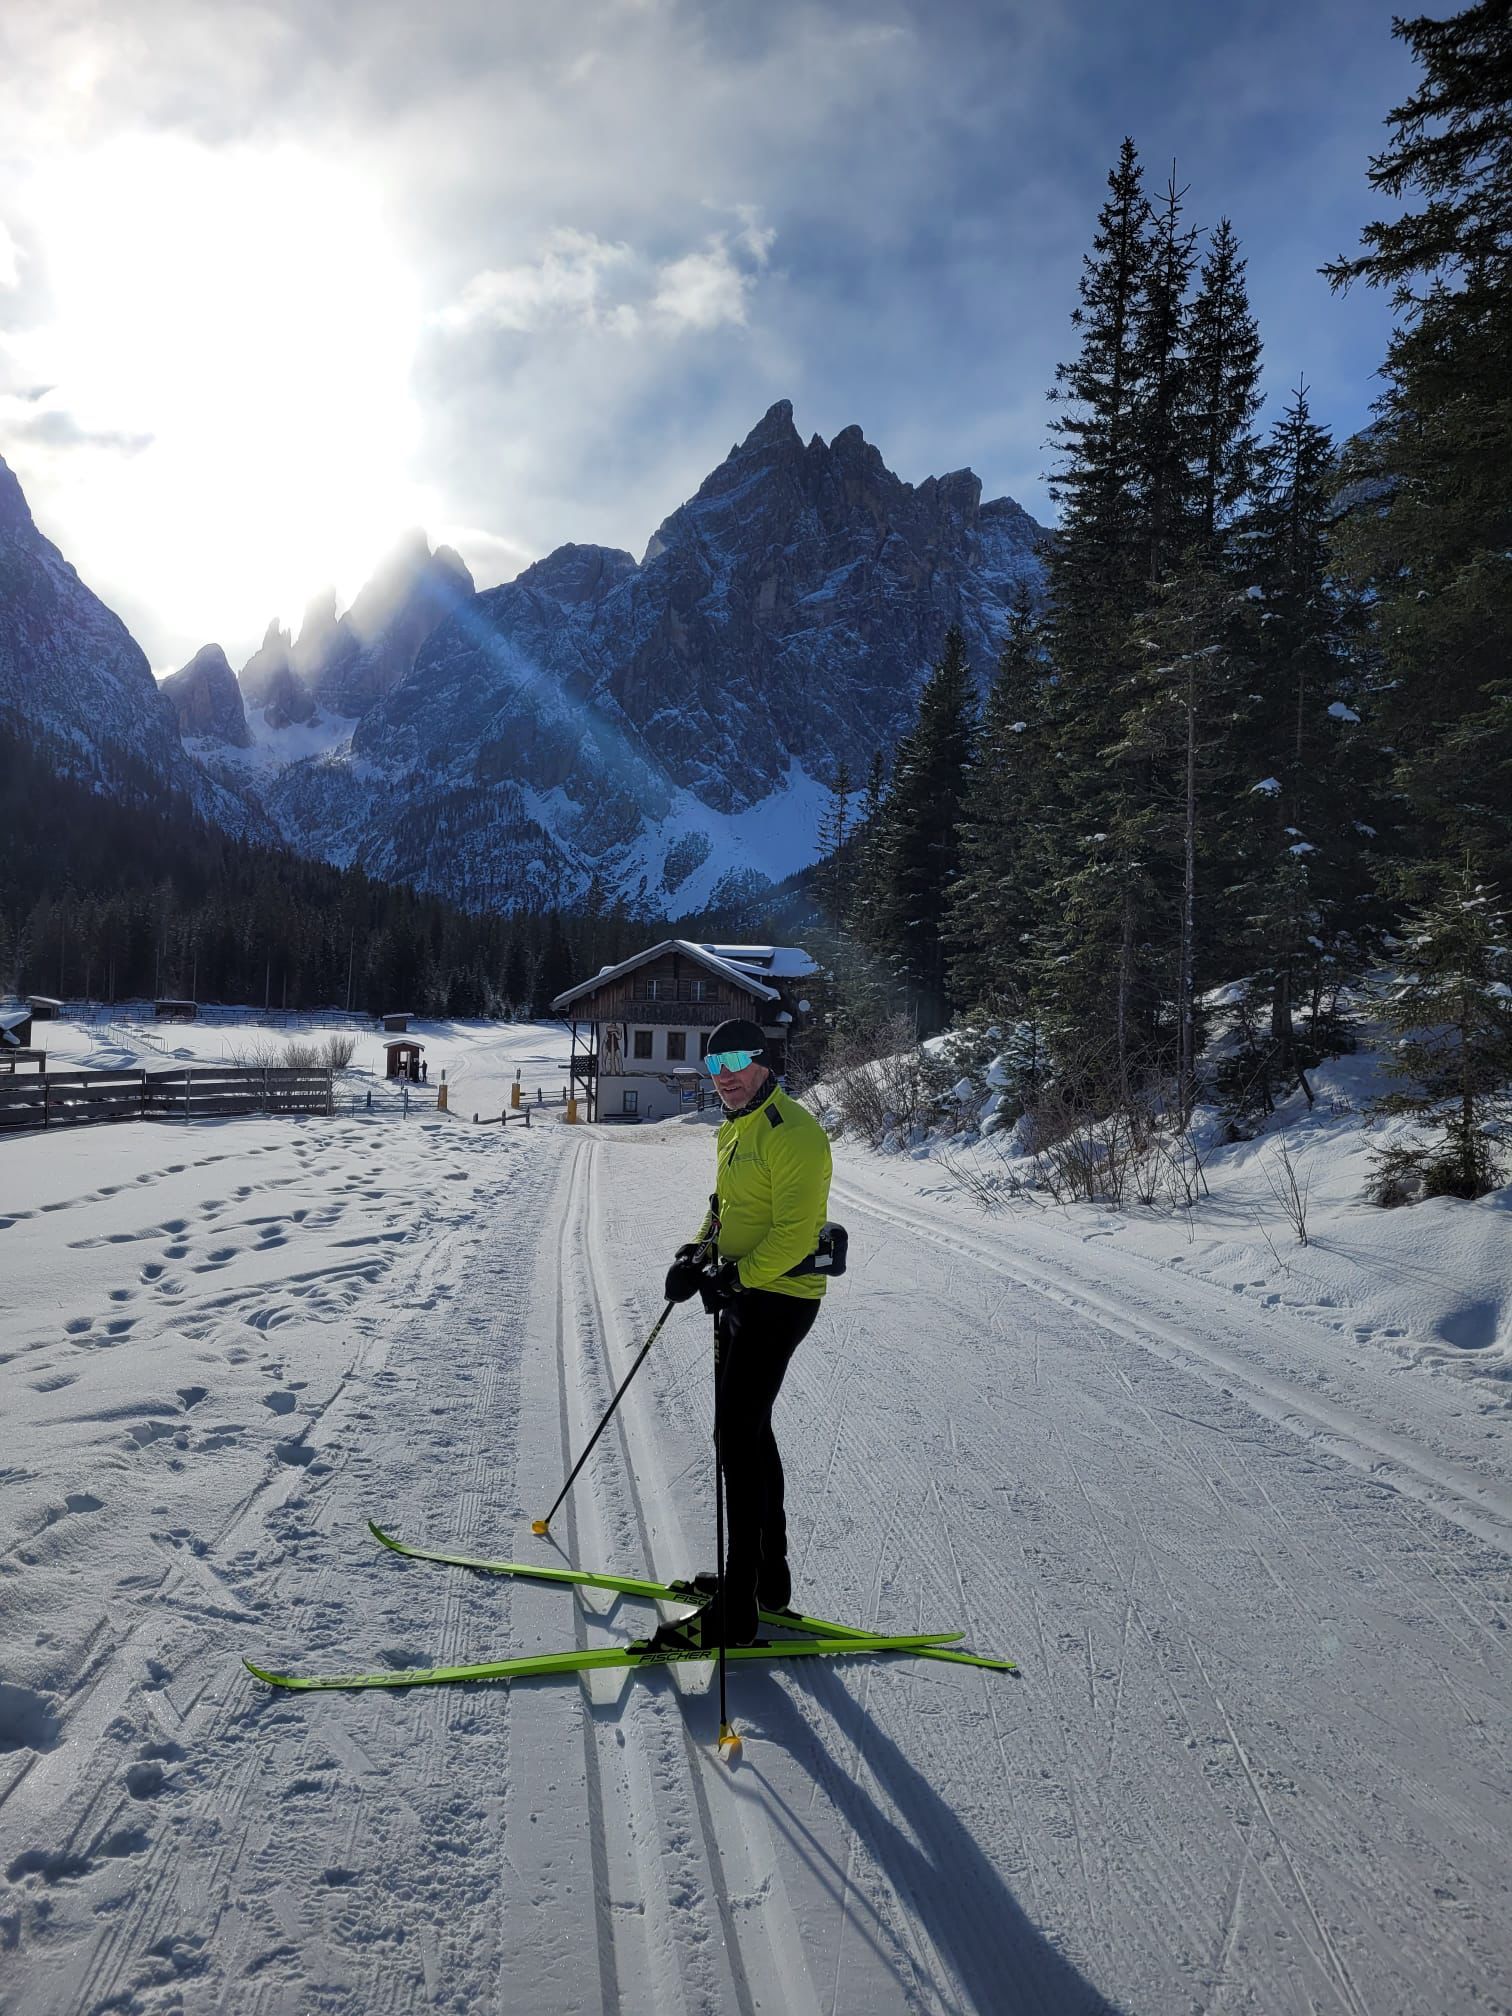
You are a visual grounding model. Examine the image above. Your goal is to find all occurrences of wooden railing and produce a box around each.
[0,1066,334,1134]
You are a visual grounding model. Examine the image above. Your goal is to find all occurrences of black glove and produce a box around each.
[664,1243,706,1304]
[698,1258,742,1314]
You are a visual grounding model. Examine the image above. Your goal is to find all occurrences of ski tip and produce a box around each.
[368,1520,401,1549]
[243,1658,286,1686]
[530,1518,550,1537]
[718,1722,743,1762]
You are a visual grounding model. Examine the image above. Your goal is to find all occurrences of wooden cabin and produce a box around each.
[551,940,816,1124]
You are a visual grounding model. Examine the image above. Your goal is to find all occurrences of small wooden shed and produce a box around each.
[154,998,198,1021]
[381,1011,413,1034]
[384,1038,425,1082]
[25,996,63,1021]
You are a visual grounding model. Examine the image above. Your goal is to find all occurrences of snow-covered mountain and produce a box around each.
[0,455,259,832]
[234,535,476,734]
[241,402,1049,910]
[1,407,1048,910]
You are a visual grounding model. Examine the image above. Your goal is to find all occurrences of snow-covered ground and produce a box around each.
[2,1018,1509,2013]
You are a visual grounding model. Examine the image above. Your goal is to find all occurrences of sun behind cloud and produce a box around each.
[2,133,424,666]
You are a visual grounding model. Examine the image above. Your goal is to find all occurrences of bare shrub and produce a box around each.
[1262,1139,1312,1244]
[282,1038,321,1069]
[320,1033,357,1071]
[228,1034,281,1069]
[825,1016,925,1149]
[937,1139,1037,1213]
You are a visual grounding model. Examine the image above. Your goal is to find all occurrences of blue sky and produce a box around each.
[0,0,1412,669]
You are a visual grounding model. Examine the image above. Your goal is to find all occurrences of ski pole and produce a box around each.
[532,1231,717,1538]
[713,1310,739,1759]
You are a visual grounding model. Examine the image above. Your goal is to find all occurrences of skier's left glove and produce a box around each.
[664,1245,707,1303]
[698,1259,742,1314]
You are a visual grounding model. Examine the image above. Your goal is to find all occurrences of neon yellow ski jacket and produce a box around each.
[701,1083,832,1301]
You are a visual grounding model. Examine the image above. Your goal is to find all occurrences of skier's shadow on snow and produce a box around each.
[718,1666,1123,2016]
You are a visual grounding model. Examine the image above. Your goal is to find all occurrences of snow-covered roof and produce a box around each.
[1,1007,30,1041]
[551,938,780,1011]
[699,943,818,980]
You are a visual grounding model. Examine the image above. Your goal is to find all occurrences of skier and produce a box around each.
[662,1017,832,1645]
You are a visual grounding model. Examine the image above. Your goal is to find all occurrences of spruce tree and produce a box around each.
[865,626,977,1034]
[1047,138,1153,648]
[1324,0,1512,888]
[816,757,856,922]
[945,589,1046,1011]
[1134,165,1201,582]
[1225,386,1381,1112]
[1186,219,1263,547]
[1038,140,1158,1097]
[1373,868,1512,1199]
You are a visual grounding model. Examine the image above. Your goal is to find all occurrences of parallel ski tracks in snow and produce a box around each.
[831,1170,1512,1554]
[549,1131,797,2016]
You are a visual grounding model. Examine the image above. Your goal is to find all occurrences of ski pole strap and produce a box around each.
[783,1221,848,1279]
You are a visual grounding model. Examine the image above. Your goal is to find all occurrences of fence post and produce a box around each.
[185,1070,192,1126]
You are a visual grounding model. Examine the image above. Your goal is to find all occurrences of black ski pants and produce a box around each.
[714,1288,819,1603]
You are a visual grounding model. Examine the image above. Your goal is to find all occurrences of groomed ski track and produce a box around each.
[1,1095,1508,2012]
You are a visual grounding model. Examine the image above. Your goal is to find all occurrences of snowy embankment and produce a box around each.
[2,1019,1509,2015]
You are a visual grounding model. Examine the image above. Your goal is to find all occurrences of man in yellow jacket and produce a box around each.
[664,1017,833,1644]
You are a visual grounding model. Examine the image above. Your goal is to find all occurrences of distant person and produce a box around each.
[662,1019,832,1644]
[421,1058,428,1082]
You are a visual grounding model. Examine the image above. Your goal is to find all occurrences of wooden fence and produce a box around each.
[0,1066,334,1135]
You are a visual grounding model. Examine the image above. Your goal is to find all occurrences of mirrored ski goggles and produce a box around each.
[704,1048,762,1076]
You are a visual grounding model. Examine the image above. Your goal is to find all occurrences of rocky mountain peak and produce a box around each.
[160,643,252,748]
[292,591,341,678]
[0,455,256,830]
[238,619,314,729]
[309,534,477,717]
[514,543,639,607]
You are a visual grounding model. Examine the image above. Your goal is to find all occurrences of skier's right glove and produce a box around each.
[664,1244,706,1304]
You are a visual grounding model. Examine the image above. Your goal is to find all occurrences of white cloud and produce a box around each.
[436,228,640,336]
[438,214,775,341]
[652,242,753,332]
[0,219,20,288]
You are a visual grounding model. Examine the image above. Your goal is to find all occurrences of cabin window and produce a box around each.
[633,1029,653,1059]
[666,1030,687,1060]
[622,1090,639,1114]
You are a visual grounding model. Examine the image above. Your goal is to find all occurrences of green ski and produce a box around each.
[367,1521,1020,1675]
[243,1629,1001,1694]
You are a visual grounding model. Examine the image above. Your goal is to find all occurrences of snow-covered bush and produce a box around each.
[917,1013,1042,1135]
[1369,872,1512,1201]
